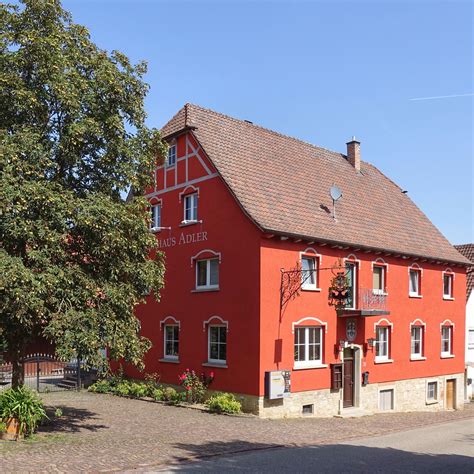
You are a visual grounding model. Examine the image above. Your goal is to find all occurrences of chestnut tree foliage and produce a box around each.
[0,0,166,386]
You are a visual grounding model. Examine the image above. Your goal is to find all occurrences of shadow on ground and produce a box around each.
[168,441,474,473]
[41,405,108,434]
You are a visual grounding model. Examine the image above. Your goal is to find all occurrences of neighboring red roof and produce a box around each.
[454,244,474,299]
[161,104,470,266]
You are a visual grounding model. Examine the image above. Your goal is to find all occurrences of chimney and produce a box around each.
[346,137,360,172]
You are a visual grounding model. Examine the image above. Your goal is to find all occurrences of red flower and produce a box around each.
[210,371,215,378]
[185,385,190,390]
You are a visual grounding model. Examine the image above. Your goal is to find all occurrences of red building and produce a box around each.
[129,104,470,417]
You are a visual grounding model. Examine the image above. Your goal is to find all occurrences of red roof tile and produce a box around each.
[454,244,474,299]
[161,104,470,266]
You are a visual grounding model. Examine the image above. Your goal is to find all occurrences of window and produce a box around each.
[196,258,219,290]
[409,268,421,296]
[443,273,453,299]
[183,193,198,222]
[373,265,385,294]
[468,329,474,349]
[375,326,389,361]
[427,381,438,401]
[441,326,453,356]
[208,325,226,363]
[294,326,323,368]
[150,204,161,231]
[164,325,179,360]
[411,326,423,358]
[345,262,356,309]
[379,389,394,411]
[301,256,317,290]
[167,144,176,167]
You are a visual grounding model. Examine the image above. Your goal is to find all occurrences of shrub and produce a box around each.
[128,382,148,398]
[151,388,164,401]
[88,379,112,394]
[0,386,48,435]
[113,381,131,397]
[161,387,177,402]
[0,421,6,433]
[178,369,214,403]
[206,393,241,414]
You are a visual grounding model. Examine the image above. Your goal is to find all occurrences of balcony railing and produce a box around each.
[359,288,388,312]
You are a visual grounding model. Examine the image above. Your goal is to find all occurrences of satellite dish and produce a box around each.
[330,185,342,202]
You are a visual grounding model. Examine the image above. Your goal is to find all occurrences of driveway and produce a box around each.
[0,391,473,472]
[164,418,474,472]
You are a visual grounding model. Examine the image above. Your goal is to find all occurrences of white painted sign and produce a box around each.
[157,231,208,249]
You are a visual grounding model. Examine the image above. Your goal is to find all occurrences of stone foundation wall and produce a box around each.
[234,373,465,418]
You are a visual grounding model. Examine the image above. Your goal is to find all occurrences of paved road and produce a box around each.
[165,418,474,473]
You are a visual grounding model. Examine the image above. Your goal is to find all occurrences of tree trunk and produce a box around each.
[7,342,25,389]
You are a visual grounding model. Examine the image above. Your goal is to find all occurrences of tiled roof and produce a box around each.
[161,104,470,266]
[454,244,474,299]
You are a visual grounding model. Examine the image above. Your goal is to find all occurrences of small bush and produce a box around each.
[113,381,131,397]
[128,382,148,398]
[206,393,241,414]
[0,386,48,435]
[54,408,63,418]
[178,369,214,403]
[88,379,112,394]
[151,388,164,401]
[161,387,177,402]
[0,421,6,433]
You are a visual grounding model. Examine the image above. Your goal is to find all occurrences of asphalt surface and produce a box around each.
[164,418,474,473]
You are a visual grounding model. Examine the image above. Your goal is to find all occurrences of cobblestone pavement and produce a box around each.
[1,391,473,473]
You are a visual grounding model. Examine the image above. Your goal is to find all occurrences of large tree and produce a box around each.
[0,0,166,387]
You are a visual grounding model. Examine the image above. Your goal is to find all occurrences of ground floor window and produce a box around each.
[375,326,389,361]
[294,326,323,368]
[427,381,438,401]
[379,388,394,411]
[208,325,227,363]
[164,325,179,360]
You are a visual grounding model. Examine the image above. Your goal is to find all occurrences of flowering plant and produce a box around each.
[178,369,214,403]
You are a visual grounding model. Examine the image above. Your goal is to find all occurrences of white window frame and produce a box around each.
[426,380,439,404]
[372,265,386,295]
[441,325,453,357]
[294,326,324,369]
[409,268,421,297]
[443,272,454,299]
[150,204,161,232]
[301,256,318,290]
[208,325,227,364]
[410,325,423,359]
[183,193,198,223]
[345,262,357,309]
[163,324,179,360]
[468,329,474,349]
[167,144,176,167]
[195,258,219,290]
[375,326,390,362]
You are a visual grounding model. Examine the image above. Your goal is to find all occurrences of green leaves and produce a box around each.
[1,0,165,377]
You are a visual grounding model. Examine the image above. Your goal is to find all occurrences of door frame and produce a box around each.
[445,378,456,410]
[341,344,362,410]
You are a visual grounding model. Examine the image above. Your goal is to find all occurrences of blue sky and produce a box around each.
[63,0,472,244]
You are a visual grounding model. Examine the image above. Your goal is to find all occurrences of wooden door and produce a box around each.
[446,379,455,409]
[343,357,354,408]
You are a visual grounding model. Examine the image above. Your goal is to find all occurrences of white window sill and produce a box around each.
[192,287,220,293]
[409,294,423,299]
[372,290,388,296]
[426,399,439,405]
[374,358,394,364]
[150,228,162,234]
[410,356,427,361]
[293,363,328,370]
[440,354,455,359]
[443,296,454,301]
[180,220,199,227]
[202,361,228,368]
[301,287,322,292]
[159,358,180,364]
[165,164,176,169]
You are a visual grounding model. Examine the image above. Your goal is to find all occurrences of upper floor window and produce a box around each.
[411,326,423,359]
[294,326,323,368]
[167,144,176,167]
[409,268,421,297]
[468,329,474,349]
[184,193,198,223]
[441,325,453,357]
[150,204,161,231]
[208,325,227,364]
[196,258,219,290]
[375,326,389,361]
[345,262,357,309]
[373,265,386,295]
[301,256,317,290]
[443,273,454,299]
[164,325,179,360]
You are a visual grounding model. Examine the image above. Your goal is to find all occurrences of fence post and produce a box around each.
[76,356,81,390]
[36,356,40,392]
